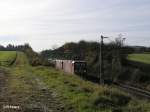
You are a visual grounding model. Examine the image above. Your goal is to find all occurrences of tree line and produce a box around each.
[41,38,135,80]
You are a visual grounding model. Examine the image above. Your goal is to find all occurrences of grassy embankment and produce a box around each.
[0,51,150,112]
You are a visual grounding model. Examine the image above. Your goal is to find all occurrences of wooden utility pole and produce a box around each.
[100,35,109,85]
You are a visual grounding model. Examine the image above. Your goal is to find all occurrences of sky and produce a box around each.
[0,0,150,51]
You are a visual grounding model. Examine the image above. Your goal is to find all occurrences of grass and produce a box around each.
[0,51,17,66]
[127,53,150,64]
[32,66,150,112]
[1,51,150,112]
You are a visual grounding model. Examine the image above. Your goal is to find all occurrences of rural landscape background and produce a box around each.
[0,39,150,112]
[0,0,150,112]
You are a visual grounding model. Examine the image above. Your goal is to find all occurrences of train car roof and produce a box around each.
[72,60,86,63]
[55,59,86,63]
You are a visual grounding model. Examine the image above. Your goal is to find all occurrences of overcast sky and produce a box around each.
[0,0,150,51]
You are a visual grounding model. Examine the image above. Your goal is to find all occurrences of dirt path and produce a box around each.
[0,69,73,112]
[0,71,7,111]
[23,76,69,112]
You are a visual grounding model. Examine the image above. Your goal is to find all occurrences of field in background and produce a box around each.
[127,53,150,64]
[0,51,16,66]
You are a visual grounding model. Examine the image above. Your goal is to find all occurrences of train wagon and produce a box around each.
[55,60,87,75]
[55,60,64,70]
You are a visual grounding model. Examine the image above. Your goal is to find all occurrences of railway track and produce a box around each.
[73,72,150,100]
[115,83,150,99]
[80,74,150,100]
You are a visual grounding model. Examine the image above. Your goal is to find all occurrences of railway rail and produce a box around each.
[114,82,150,99]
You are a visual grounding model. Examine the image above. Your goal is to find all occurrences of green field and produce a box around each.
[127,53,150,64]
[0,51,17,66]
[0,51,150,112]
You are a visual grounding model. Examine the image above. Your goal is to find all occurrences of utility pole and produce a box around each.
[100,35,109,85]
[118,33,126,47]
[122,38,126,47]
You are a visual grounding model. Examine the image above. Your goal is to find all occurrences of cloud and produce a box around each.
[0,0,149,51]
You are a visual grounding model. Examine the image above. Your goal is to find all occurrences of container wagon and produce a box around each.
[55,60,87,75]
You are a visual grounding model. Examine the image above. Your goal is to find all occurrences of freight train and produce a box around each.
[55,60,87,75]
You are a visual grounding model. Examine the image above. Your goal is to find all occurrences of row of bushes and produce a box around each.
[23,46,54,66]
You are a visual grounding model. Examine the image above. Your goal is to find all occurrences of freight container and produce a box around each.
[55,60,87,75]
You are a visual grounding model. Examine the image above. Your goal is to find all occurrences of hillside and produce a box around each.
[41,41,123,79]
[0,51,150,111]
